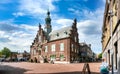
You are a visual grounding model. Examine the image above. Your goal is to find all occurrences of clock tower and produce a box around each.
[44,10,52,37]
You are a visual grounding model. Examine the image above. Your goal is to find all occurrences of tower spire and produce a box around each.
[44,10,52,40]
[47,9,50,16]
[45,9,51,25]
[74,18,77,24]
[39,23,41,30]
[72,18,77,27]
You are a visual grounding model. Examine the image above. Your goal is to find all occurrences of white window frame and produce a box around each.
[34,49,36,55]
[71,44,74,51]
[75,36,76,42]
[51,44,55,52]
[45,46,48,52]
[32,49,34,55]
[60,43,64,51]
[39,36,41,42]
[75,48,76,53]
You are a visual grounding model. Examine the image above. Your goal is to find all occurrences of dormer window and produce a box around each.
[56,33,59,37]
[64,31,67,34]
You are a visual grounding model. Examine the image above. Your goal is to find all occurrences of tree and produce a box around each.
[1,47,11,58]
[0,51,2,57]
[98,53,102,59]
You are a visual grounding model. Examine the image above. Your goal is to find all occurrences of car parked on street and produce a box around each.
[0,58,5,62]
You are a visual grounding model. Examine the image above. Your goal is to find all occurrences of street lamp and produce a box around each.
[108,9,114,74]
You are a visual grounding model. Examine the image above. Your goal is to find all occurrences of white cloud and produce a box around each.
[68,8,75,12]
[0,31,5,36]
[68,8,82,16]
[20,24,38,32]
[0,21,38,52]
[13,12,25,17]
[102,0,106,3]
[0,19,14,24]
[56,19,73,28]
[17,0,57,18]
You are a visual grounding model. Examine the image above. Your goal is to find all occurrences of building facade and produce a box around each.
[30,11,80,63]
[79,43,93,62]
[102,0,120,73]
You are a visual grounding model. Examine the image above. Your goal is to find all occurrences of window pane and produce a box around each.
[60,43,64,51]
[39,36,41,42]
[51,44,55,51]
[34,49,36,55]
[71,44,74,51]
[75,36,76,42]
[45,46,48,52]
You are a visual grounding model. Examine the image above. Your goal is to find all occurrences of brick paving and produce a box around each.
[0,62,101,74]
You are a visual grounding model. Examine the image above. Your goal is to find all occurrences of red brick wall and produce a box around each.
[41,38,70,62]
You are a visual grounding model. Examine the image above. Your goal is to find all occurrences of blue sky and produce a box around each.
[0,0,105,53]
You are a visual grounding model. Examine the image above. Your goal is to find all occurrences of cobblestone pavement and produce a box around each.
[0,62,101,74]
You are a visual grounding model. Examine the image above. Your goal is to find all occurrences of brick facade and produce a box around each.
[30,11,80,63]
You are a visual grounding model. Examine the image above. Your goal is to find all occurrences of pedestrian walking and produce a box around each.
[100,58,109,74]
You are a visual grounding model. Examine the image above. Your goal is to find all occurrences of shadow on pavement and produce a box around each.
[48,71,100,74]
[0,65,29,74]
[25,71,100,74]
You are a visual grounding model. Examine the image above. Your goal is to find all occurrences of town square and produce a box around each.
[0,0,120,74]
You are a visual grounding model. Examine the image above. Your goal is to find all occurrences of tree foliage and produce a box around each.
[98,53,102,59]
[1,47,11,58]
[0,51,2,57]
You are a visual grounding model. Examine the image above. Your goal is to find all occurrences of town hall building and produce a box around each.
[30,10,80,63]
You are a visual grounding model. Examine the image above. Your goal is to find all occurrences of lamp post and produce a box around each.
[108,9,114,74]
